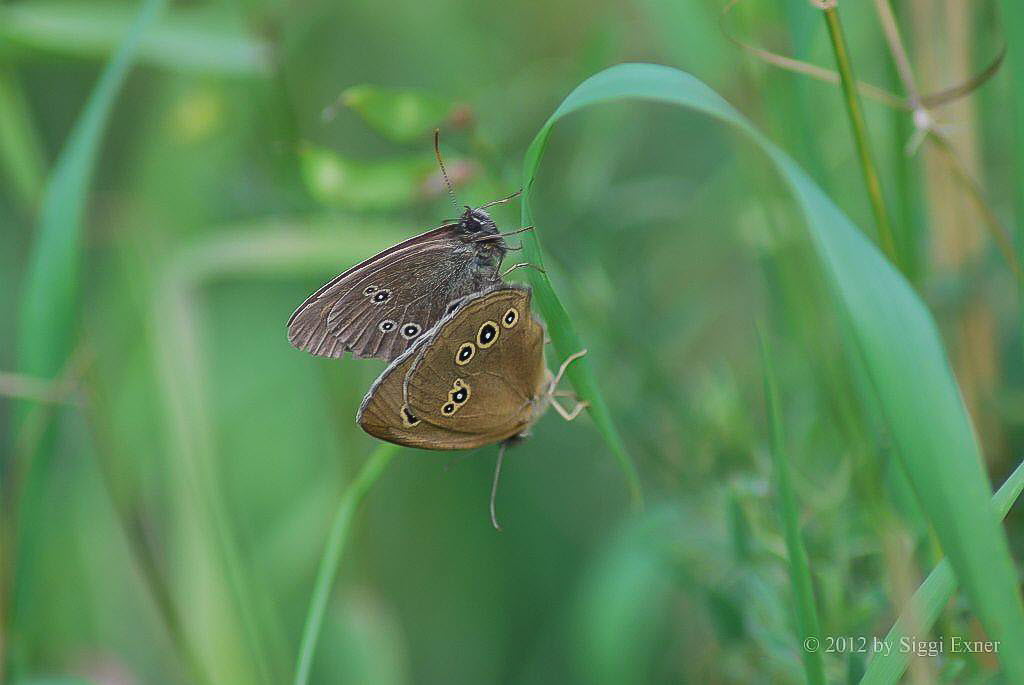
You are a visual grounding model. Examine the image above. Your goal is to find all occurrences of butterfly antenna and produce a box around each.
[490,442,508,531]
[434,128,460,212]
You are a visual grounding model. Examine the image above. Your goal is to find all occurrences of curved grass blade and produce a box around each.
[16,0,166,392]
[293,444,399,685]
[520,63,1024,679]
[860,458,1024,684]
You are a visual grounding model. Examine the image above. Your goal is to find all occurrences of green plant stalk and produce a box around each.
[293,444,399,685]
[822,6,900,269]
[5,0,167,677]
[861,458,1024,684]
[0,67,46,210]
[759,330,826,685]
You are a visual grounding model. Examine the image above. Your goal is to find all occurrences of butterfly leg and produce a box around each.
[502,225,535,238]
[551,348,588,388]
[547,349,588,421]
[502,262,546,277]
[478,189,523,210]
[550,397,589,421]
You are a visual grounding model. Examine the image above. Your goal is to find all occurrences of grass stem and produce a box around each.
[822,5,900,269]
[759,329,826,685]
[293,444,399,685]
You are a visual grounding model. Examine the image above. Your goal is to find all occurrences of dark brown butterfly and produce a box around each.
[286,204,514,361]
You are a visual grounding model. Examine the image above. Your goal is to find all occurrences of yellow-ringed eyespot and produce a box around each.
[477,320,499,348]
[455,341,476,365]
[400,404,421,427]
[363,285,379,296]
[378,319,396,333]
[441,401,457,416]
[371,289,392,304]
[449,379,470,405]
[401,323,421,339]
[501,307,519,328]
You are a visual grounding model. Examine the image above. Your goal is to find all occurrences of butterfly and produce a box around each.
[356,283,587,528]
[287,203,520,360]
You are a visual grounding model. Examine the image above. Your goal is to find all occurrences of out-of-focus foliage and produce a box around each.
[4,0,1024,683]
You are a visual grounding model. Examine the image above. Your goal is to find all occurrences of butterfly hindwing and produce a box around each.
[403,285,546,440]
[356,343,494,450]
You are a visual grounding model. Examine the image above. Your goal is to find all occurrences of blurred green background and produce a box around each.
[4,0,1024,683]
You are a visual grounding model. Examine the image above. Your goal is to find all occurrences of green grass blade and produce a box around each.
[16,0,165,384]
[520,63,1024,679]
[759,329,826,685]
[821,6,899,268]
[860,458,1024,684]
[7,0,167,675]
[293,444,399,685]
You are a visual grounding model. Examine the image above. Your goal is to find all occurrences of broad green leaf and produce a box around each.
[520,63,1024,678]
[341,85,456,143]
[0,0,269,76]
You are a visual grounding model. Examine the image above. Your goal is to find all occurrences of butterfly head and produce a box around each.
[458,206,499,239]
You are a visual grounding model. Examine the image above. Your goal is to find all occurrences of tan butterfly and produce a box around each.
[357,283,587,527]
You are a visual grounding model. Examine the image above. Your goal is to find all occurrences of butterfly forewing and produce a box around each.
[288,223,501,361]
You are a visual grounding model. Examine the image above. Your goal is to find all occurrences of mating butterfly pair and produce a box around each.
[286,186,587,528]
[286,203,586,449]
